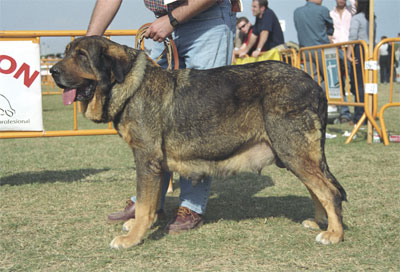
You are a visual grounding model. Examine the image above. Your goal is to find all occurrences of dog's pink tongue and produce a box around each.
[62,89,77,106]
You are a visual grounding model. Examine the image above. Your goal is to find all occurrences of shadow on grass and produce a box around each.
[148,172,317,242]
[0,168,110,186]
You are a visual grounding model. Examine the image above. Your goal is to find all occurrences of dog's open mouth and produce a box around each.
[62,82,96,106]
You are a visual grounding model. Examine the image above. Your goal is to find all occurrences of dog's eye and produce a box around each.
[77,50,88,60]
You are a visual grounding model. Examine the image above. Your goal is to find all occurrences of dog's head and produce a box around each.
[51,36,133,120]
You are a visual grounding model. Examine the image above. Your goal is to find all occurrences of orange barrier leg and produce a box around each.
[379,103,400,146]
[345,114,367,144]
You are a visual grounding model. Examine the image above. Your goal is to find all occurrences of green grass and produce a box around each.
[1,84,399,271]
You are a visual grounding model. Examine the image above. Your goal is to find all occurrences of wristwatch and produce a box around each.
[167,10,179,29]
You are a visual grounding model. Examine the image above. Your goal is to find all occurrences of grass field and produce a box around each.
[1,84,399,271]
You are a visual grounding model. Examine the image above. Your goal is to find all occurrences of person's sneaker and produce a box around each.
[165,206,203,234]
[108,200,136,222]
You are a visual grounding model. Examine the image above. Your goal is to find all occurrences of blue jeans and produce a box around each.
[349,45,365,124]
[153,0,236,70]
[379,55,391,83]
[133,0,236,215]
[338,50,351,120]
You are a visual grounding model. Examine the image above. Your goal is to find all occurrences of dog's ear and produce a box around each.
[104,45,132,83]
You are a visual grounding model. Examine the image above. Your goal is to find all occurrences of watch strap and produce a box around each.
[167,10,179,29]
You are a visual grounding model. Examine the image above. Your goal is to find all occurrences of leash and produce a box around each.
[135,23,179,70]
[134,23,178,194]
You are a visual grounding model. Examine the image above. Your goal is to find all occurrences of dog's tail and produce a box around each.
[313,84,347,202]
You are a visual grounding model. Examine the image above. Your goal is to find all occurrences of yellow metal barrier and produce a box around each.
[0,30,138,139]
[374,37,400,145]
[297,41,381,143]
[279,48,297,67]
[41,58,62,94]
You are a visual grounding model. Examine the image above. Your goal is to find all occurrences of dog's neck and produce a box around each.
[106,50,149,119]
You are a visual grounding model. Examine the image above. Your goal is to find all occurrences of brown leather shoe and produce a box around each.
[165,206,203,234]
[108,200,166,222]
[108,200,136,222]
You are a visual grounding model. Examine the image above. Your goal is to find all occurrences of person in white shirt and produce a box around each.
[378,36,391,84]
[330,0,355,44]
[329,0,356,123]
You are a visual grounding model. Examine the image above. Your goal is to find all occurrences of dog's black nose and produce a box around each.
[50,65,59,75]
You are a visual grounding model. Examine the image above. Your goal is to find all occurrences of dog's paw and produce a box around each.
[123,219,135,232]
[302,218,321,230]
[109,235,141,249]
[315,231,343,245]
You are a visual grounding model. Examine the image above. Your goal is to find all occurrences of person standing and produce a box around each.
[87,0,236,234]
[330,0,355,45]
[330,0,356,123]
[347,0,376,125]
[239,0,284,58]
[378,36,391,84]
[294,0,334,90]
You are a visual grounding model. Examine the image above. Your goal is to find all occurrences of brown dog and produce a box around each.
[51,36,346,249]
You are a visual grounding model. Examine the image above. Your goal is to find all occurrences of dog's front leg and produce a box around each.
[110,151,163,249]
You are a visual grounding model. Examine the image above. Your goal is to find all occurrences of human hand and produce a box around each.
[238,50,248,58]
[251,50,261,58]
[232,54,237,64]
[145,15,174,42]
[346,50,358,64]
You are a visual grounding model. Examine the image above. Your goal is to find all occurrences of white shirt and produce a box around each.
[330,6,352,43]
[379,43,389,56]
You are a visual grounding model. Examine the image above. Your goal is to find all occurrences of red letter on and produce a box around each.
[0,55,17,74]
[13,63,40,88]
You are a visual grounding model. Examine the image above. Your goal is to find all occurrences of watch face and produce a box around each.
[168,11,179,28]
[171,19,179,28]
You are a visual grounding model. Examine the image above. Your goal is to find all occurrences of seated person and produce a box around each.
[239,0,284,58]
[233,17,258,60]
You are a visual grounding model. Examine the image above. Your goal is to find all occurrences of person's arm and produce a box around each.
[251,30,269,57]
[348,16,359,42]
[347,17,360,63]
[239,33,257,58]
[323,8,334,38]
[86,0,122,36]
[145,0,217,42]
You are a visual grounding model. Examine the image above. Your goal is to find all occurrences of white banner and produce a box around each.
[324,48,342,99]
[396,66,400,83]
[0,40,43,131]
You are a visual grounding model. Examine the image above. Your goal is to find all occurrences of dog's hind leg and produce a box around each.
[296,166,344,245]
[110,151,163,249]
[265,113,345,244]
[302,188,328,230]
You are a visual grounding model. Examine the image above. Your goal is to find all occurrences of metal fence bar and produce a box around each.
[297,40,382,143]
[374,37,400,145]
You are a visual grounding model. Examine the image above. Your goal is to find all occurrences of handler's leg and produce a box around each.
[165,176,211,234]
[164,2,236,234]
